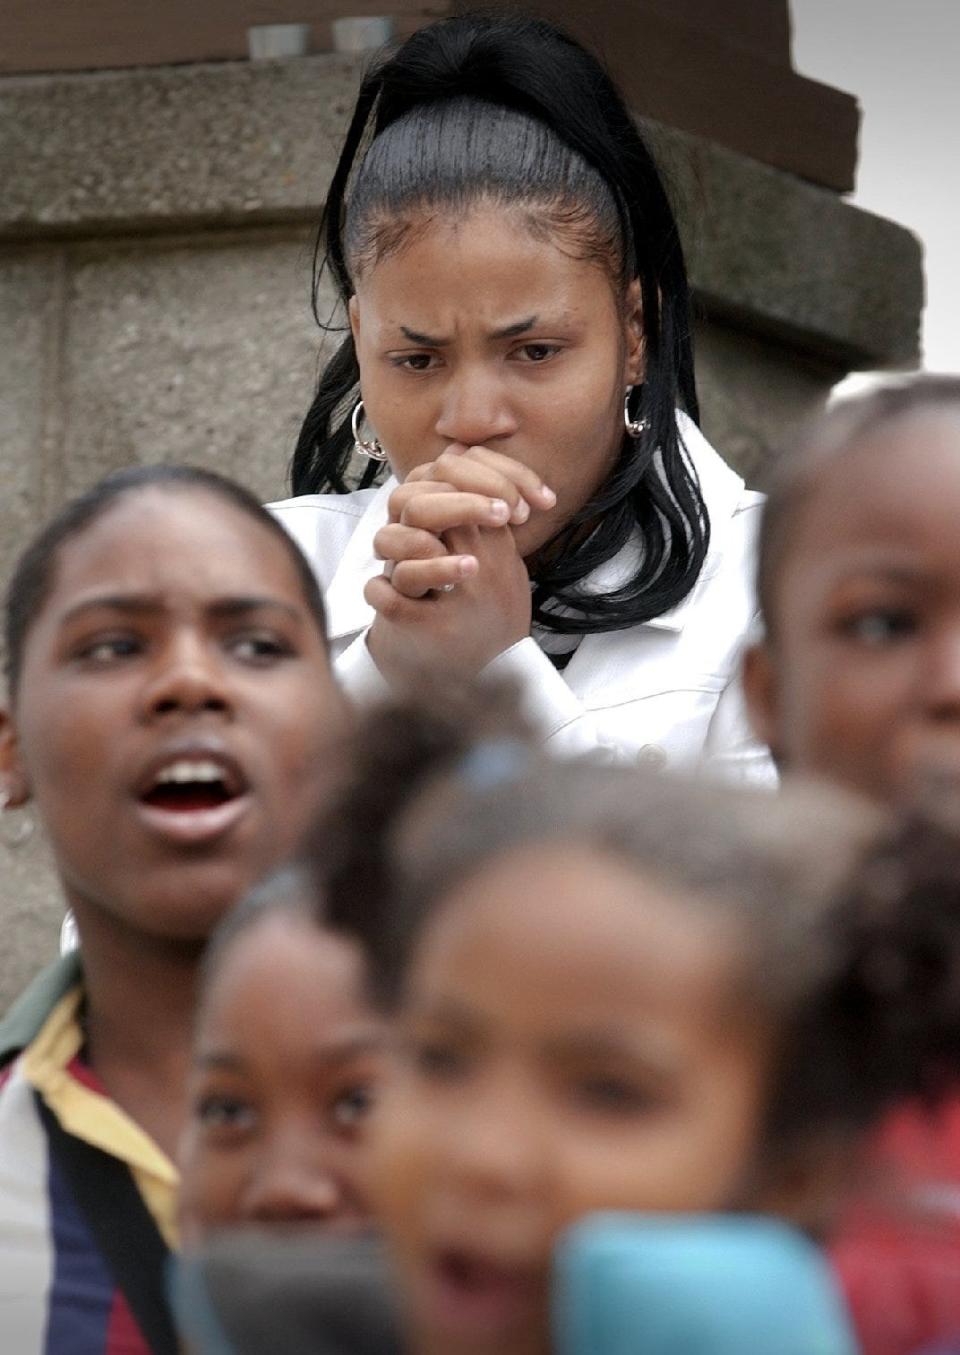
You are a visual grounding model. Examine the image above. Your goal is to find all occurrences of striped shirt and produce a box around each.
[0,984,179,1353]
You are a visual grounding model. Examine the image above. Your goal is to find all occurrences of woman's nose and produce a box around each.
[434,371,519,448]
[139,635,231,721]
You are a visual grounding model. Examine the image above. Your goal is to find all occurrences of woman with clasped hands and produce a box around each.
[272,12,771,781]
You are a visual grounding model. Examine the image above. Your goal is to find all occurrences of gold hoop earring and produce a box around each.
[351,400,389,462]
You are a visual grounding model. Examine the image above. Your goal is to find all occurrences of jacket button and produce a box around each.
[636,743,667,770]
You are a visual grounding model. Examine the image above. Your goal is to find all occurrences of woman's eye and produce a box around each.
[76,635,141,664]
[838,609,917,645]
[194,1093,257,1135]
[330,1083,376,1130]
[392,353,438,372]
[513,343,562,363]
[229,633,292,663]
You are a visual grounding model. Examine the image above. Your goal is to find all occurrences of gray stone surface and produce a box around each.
[694,318,844,485]
[0,251,65,584]
[648,122,924,368]
[60,231,340,505]
[0,830,64,1014]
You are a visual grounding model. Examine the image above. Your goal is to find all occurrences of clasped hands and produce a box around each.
[364,444,557,682]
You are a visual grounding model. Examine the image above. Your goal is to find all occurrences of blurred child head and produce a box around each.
[745,375,960,803]
[0,464,346,947]
[320,690,960,1355]
[178,864,386,1242]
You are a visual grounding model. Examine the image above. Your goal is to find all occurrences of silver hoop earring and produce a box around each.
[624,386,648,440]
[351,400,389,462]
[0,788,34,849]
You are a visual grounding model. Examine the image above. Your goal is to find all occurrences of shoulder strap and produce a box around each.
[35,1091,179,1355]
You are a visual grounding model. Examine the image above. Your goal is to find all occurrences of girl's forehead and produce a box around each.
[50,488,298,599]
[787,408,960,562]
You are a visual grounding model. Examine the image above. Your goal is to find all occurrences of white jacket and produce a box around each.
[270,416,774,783]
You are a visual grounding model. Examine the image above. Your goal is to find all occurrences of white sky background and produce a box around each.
[790,0,959,373]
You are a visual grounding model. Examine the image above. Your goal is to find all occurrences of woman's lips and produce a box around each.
[419,1248,542,1341]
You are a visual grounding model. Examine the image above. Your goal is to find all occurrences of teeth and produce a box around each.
[154,760,225,786]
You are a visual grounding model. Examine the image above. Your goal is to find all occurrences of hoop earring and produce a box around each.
[0,788,34,849]
[624,385,648,440]
[351,400,389,462]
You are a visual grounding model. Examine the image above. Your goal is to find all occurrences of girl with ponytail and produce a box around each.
[272,11,770,778]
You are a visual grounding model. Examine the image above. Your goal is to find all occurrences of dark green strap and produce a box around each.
[35,1092,179,1355]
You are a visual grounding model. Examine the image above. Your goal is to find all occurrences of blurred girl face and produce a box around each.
[348,204,645,559]
[179,913,385,1240]
[371,844,773,1355]
[746,408,960,803]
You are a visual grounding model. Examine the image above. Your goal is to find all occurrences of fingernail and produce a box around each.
[540,485,557,507]
[489,498,510,521]
[458,555,479,577]
[511,499,530,524]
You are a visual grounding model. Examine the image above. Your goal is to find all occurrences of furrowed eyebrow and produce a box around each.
[490,315,538,340]
[59,594,166,625]
[400,325,450,347]
[398,315,539,346]
[206,597,302,623]
[58,594,302,625]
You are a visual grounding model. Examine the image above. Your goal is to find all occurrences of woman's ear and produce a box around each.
[742,641,781,763]
[622,278,645,386]
[348,294,361,346]
[0,709,30,808]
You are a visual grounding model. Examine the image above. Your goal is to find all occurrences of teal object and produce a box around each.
[553,1213,861,1355]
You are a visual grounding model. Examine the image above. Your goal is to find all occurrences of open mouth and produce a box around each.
[425,1247,542,1338]
[140,759,242,813]
[135,754,251,844]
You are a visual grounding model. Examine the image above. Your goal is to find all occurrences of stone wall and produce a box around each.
[0,54,922,1005]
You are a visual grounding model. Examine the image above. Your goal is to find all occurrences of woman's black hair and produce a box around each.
[4,464,328,696]
[757,374,960,637]
[317,688,960,1158]
[292,10,709,638]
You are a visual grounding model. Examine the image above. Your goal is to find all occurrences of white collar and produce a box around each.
[323,413,746,641]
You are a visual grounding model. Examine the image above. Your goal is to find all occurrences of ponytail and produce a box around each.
[292,12,709,636]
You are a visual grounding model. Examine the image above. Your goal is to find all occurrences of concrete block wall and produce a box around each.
[0,55,923,1006]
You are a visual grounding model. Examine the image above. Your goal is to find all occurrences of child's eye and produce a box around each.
[228,633,294,663]
[838,609,917,645]
[194,1093,258,1136]
[571,1074,657,1116]
[512,342,562,364]
[76,635,142,664]
[330,1083,376,1130]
